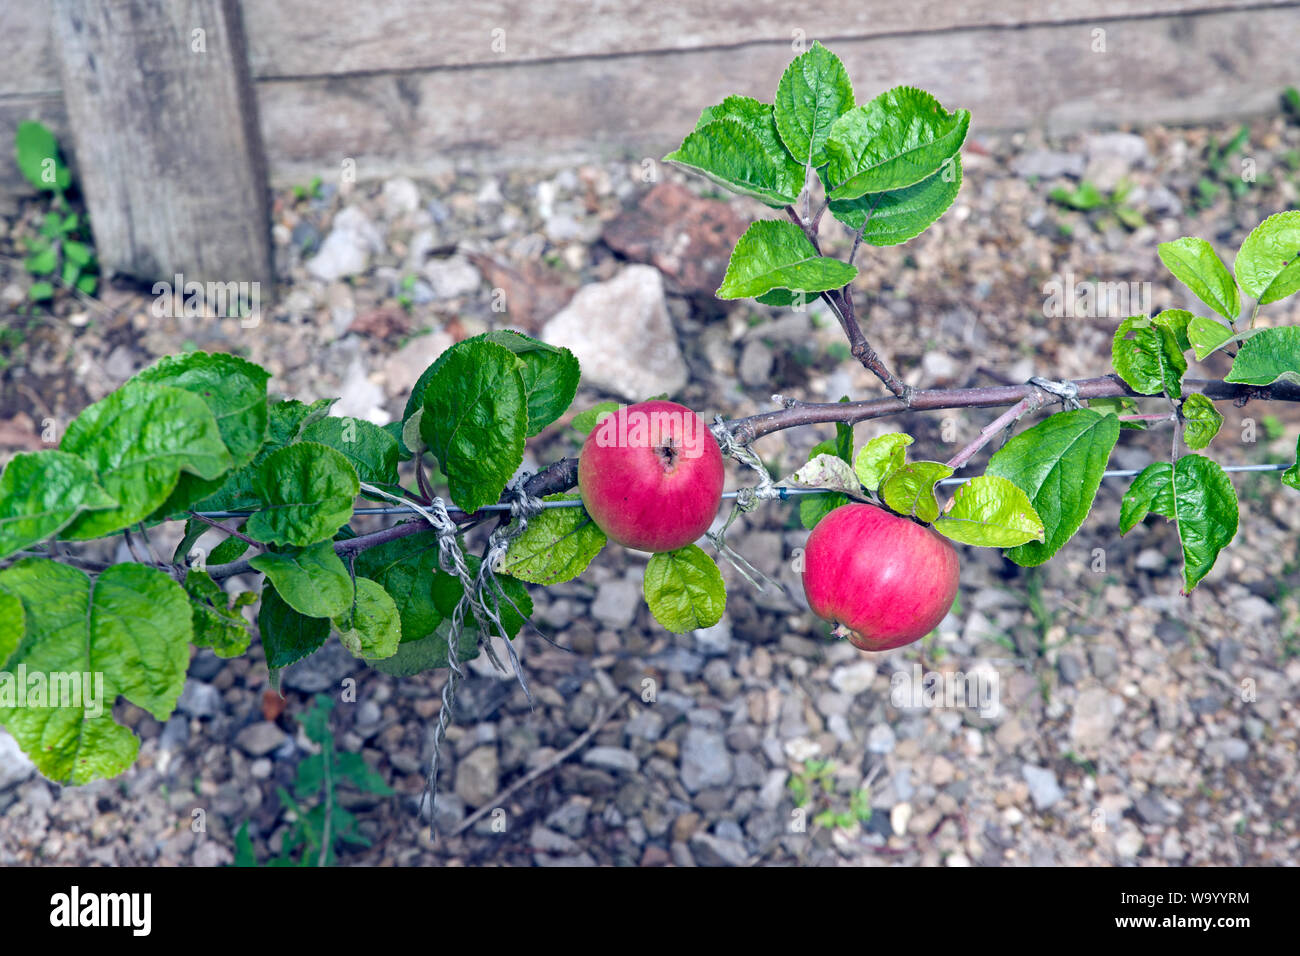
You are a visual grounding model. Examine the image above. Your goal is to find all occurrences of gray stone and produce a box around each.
[582,747,640,774]
[541,265,687,401]
[689,832,749,866]
[188,650,225,682]
[724,725,760,752]
[307,206,382,281]
[281,640,358,694]
[830,660,877,696]
[177,680,221,719]
[1134,793,1181,826]
[1089,645,1119,680]
[1231,595,1277,626]
[235,722,288,758]
[1057,654,1083,686]
[693,620,732,657]
[625,709,665,742]
[531,825,580,855]
[681,728,733,793]
[733,752,766,789]
[1022,764,1064,810]
[1011,150,1085,179]
[650,647,704,676]
[0,729,35,791]
[867,724,896,755]
[422,256,482,299]
[380,176,421,218]
[1070,688,1114,750]
[591,577,640,630]
[546,797,591,837]
[1206,738,1249,762]
[455,747,500,808]
[159,716,189,752]
[1216,639,1242,671]
[738,340,775,387]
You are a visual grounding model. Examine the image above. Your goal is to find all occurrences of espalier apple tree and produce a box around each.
[1,43,1298,789]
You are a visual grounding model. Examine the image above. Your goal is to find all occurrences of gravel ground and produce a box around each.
[2,110,1299,866]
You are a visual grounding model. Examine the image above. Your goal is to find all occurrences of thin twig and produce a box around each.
[451,692,630,836]
[946,395,1040,470]
[186,511,265,551]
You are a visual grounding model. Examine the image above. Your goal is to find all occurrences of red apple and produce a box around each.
[578,400,725,553]
[802,502,959,651]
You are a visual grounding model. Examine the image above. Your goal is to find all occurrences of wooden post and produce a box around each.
[50,0,272,296]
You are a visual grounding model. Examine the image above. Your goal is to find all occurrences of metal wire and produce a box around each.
[192,463,1292,518]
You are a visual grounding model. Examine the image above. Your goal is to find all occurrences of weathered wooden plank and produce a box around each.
[238,0,1284,77]
[254,6,1300,185]
[0,5,59,94]
[50,0,272,290]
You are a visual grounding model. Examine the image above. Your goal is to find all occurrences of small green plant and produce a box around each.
[292,175,323,202]
[788,759,873,831]
[1192,126,1266,210]
[233,694,393,867]
[13,120,98,303]
[1049,179,1145,231]
[1282,87,1300,124]
[396,273,418,311]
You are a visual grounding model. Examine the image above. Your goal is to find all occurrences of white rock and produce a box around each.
[1070,687,1115,750]
[541,265,687,401]
[830,661,877,696]
[890,802,913,836]
[422,256,482,299]
[307,206,383,282]
[333,357,390,425]
[381,176,421,218]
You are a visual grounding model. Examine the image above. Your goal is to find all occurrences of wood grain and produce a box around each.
[49,0,272,289]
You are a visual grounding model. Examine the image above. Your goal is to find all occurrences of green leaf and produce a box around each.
[63,240,91,267]
[28,281,54,301]
[1119,462,1175,534]
[1088,396,1147,430]
[1180,393,1223,450]
[244,442,359,547]
[1152,308,1194,353]
[333,578,401,661]
[823,158,961,245]
[24,245,56,275]
[0,586,24,668]
[1223,326,1300,386]
[1157,237,1240,322]
[365,620,479,677]
[853,433,913,492]
[0,451,118,560]
[209,535,250,565]
[664,118,802,208]
[501,494,607,585]
[14,120,70,192]
[571,402,620,437]
[823,87,970,200]
[480,331,580,435]
[258,581,331,670]
[880,461,954,523]
[1118,456,1238,592]
[420,340,528,514]
[133,352,271,516]
[1234,210,1300,304]
[60,381,233,539]
[773,41,855,168]
[717,220,858,300]
[1111,316,1187,399]
[643,545,726,633]
[354,530,446,643]
[931,475,1045,548]
[300,416,400,487]
[985,409,1119,566]
[786,453,864,498]
[430,555,533,640]
[1282,436,1299,492]
[798,492,848,530]
[0,559,191,784]
[270,398,337,445]
[1187,315,1235,360]
[250,542,354,618]
[184,569,253,658]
